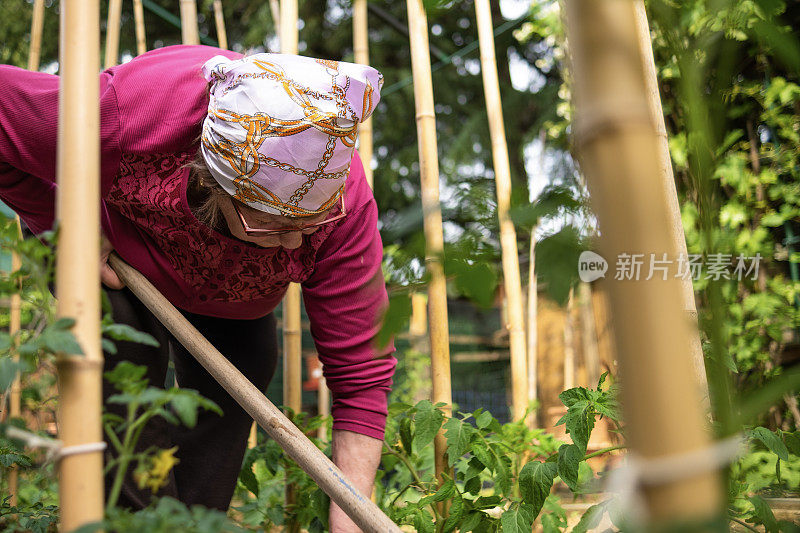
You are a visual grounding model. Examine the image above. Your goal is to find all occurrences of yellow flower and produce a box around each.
[134,446,180,493]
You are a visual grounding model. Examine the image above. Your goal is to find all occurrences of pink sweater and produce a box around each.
[0,45,396,440]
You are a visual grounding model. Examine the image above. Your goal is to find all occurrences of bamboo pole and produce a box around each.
[108,255,402,533]
[474,0,528,422]
[527,232,538,426]
[563,0,721,523]
[104,0,122,68]
[56,0,104,528]
[133,0,146,55]
[563,288,575,390]
[212,0,227,50]
[279,2,301,528]
[405,0,452,484]
[633,0,708,400]
[27,0,45,72]
[179,0,200,45]
[269,0,280,36]
[9,0,47,503]
[317,375,329,441]
[7,220,22,506]
[352,0,374,188]
[579,281,601,386]
[279,0,301,430]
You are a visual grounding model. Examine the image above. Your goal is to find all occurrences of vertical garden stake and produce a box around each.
[279,1,302,529]
[133,0,147,55]
[474,0,529,422]
[27,0,45,72]
[213,0,228,50]
[179,0,200,45]
[353,0,374,189]
[104,0,122,68]
[633,0,709,399]
[56,0,105,527]
[405,0,453,486]
[8,0,47,505]
[564,0,722,523]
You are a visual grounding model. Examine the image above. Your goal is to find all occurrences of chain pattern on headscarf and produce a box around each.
[202,58,361,216]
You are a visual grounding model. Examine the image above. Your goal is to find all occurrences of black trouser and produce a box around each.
[102,287,278,511]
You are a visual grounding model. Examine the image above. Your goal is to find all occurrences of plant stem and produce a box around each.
[730,517,760,532]
[583,445,625,461]
[382,441,425,488]
[106,403,139,512]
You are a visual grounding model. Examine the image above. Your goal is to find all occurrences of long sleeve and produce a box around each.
[302,170,396,440]
[0,65,121,232]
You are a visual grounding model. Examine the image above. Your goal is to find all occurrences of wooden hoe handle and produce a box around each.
[109,254,401,533]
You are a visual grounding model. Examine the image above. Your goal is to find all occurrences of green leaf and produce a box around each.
[0,358,24,393]
[474,409,493,429]
[500,504,535,533]
[412,509,435,533]
[399,417,413,454]
[557,399,595,453]
[518,461,558,518]
[459,511,487,532]
[413,400,444,452]
[464,476,482,495]
[443,417,475,466]
[238,448,260,497]
[418,479,456,508]
[103,323,160,347]
[472,439,493,470]
[749,427,790,461]
[38,327,83,356]
[749,495,780,533]
[491,451,512,495]
[377,293,412,349]
[446,259,498,308]
[557,444,583,492]
[783,431,800,456]
[572,501,609,533]
[171,394,200,428]
[441,489,464,533]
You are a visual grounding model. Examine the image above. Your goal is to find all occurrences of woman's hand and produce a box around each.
[100,236,125,289]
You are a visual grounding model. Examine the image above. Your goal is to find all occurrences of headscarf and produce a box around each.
[200,53,383,216]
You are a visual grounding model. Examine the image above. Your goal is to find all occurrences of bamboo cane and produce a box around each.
[527,231,538,427]
[269,0,280,37]
[405,0,452,484]
[317,375,329,441]
[7,219,22,506]
[279,2,301,528]
[212,0,227,50]
[104,0,122,68]
[579,281,601,386]
[563,0,721,523]
[179,0,200,45]
[133,0,146,55]
[108,255,401,533]
[27,0,45,72]
[352,0,374,189]
[9,0,47,504]
[56,0,104,528]
[633,0,709,400]
[563,288,575,390]
[474,0,528,422]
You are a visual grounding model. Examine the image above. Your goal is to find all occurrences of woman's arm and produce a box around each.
[329,429,383,533]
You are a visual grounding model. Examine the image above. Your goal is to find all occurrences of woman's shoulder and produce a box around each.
[108,45,242,155]
[344,150,376,214]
